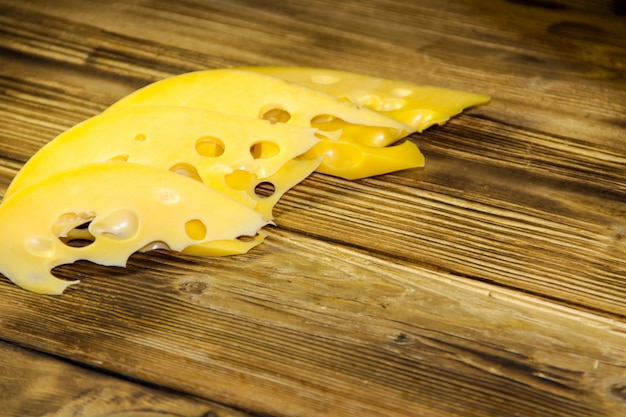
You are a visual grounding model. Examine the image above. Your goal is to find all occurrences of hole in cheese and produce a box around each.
[58,223,95,248]
[310,114,337,126]
[195,136,225,157]
[90,209,139,240]
[24,236,55,257]
[170,163,203,182]
[139,241,171,252]
[254,181,275,198]
[60,238,94,248]
[250,141,280,159]
[156,188,181,204]
[53,212,95,237]
[259,105,291,124]
[185,219,207,241]
[134,133,147,142]
[225,170,254,191]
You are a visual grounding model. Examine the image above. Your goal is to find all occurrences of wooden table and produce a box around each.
[1,1,625,416]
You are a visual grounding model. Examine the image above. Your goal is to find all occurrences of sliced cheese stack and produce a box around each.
[0,67,489,294]
[4,106,322,221]
[104,69,422,180]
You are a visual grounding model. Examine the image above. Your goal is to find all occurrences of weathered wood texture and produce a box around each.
[0,340,253,417]
[1,0,625,416]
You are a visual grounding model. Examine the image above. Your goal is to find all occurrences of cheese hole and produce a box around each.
[170,163,203,182]
[259,105,291,124]
[58,223,95,248]
[250,141,280,159]
[356,92,382,108]
[225,170,254,190]
[134,133,147,142]
[90,210,139,240]
[254,181,275,198]
[157,188,181,204]
[52,212,96,242]
[196,136,225,157]
[139,241,171,252]
[310,114,336,125]
[310,114,352,135]
[357,127,402,148]
[185,219,207,241]
[107,154,129,162]
[25,236,55,257]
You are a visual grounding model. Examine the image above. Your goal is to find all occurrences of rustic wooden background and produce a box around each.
[1,0,625,416]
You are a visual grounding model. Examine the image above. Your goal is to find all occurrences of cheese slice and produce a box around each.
[307,139,424,180]
[242,156,321,218]
[184,158,321,252]
[0,162,268,295]
[240,66,491,133]
[182,232,266,257]
[105,70,411,142]
[4,106,320,212]
[103,69,420,179]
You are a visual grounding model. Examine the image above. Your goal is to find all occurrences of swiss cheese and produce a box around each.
[105,69,411,139]
[0,162,268,295]
[103,69,422,179]
[240,66,491,133]
[4,106,320,216]
[0,66,490,295]
[307,139,424,180]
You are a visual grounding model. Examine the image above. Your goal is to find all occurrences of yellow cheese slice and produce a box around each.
[103,69,420,179]
[307,139,424,180]
[240,66,491,133]
[4,106,320,212]
[0,162,268,295]
[182,232,266,257]
[105,69,411,142]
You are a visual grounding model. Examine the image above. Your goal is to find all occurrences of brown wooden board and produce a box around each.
[0,340,254,417]
[1,0,625,416]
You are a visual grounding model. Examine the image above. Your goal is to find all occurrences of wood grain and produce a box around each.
[1,0,625,416]
[0,340,254,417]
[2,230,626,417]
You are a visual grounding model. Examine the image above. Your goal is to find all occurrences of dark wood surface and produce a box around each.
[1,1,625,416]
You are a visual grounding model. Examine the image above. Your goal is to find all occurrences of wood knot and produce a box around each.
[391,332,414,345]
[178,277,210,295]
[611,383,626,401]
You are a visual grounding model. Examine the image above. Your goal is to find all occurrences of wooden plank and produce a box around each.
[0,340,254,417]
[0,0,625,416]
[272,151,626,317]
[0,230,625,416]
[1,0,623,145]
